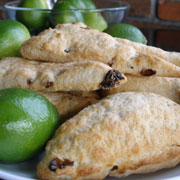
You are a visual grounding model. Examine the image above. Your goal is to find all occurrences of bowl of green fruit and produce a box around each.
[4,0,130,34]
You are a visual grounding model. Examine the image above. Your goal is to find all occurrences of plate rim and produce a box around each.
[0,170,36,180]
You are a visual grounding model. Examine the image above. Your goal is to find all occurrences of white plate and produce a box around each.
[0,153,180,180]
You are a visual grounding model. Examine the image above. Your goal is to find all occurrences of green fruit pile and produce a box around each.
[14,0,146,43]
[16,0,107,32]
[50,0,107,32]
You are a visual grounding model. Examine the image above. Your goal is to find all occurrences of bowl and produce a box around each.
[3,0,130,34]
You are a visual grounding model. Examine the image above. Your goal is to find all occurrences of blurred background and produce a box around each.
[0,0,180,51]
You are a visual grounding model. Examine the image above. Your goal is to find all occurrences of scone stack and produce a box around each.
[0,22,180,179]
[20,22,180,104]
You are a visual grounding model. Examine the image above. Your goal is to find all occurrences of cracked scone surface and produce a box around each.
[0,57,126,91]
[21,22,180,77]
[37,92,180,180]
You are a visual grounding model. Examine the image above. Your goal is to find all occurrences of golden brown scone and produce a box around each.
[101,75,180,104]
[38,91,98,120]
[21,22,180,77]
[37,92,180,180]
[116,38,180,67]
[0,57,126,91]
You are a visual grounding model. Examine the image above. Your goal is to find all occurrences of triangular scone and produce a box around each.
[39,91,98,120]
[37,92,180,180]
[21,22,180,77]
[116,38,180,67]
[0,57,126,91]
[101,75,180,104]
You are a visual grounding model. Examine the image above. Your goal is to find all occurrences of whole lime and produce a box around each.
[16,0,49,33]
[0,20,30,59]
[0,88,59,163]
[104,23,147,44]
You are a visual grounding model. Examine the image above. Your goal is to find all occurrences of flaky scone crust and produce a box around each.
[37,92,180,180]
[102,75,180,104]
[21,22,180,77]
[0,57,126,91]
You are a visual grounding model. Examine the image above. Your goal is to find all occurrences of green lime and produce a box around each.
[0,20,30,59]
[84,12,107,32]
[0,88,59,163]
[16,0,49,33]
[104,23,147,44]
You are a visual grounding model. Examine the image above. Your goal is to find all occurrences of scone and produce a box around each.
[37,92,180,180]
[0,57,126,91]
[21,22,180,77]
[115,38,180,67]
[101,75,180,104]
[39,91,98,120]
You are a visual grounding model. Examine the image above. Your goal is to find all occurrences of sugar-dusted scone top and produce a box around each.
[0,57,126,91]
[101,75,180,104]
[21,22,180,77]
[39,91,98,120]
[37,92,180,180]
